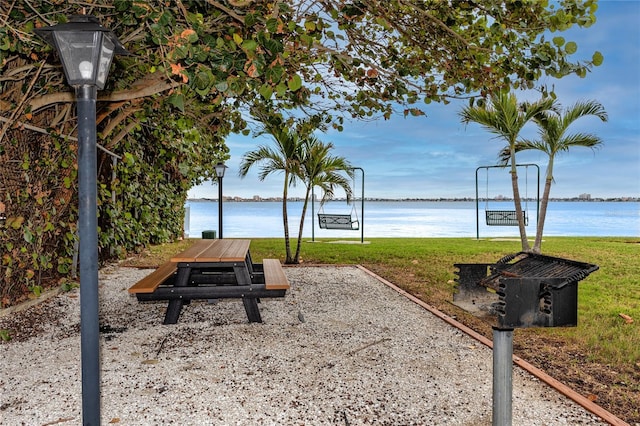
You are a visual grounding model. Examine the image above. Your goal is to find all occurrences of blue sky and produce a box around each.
[189,1,640,200]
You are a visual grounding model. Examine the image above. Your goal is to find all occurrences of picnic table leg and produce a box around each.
[164,266,191,324]
[245,251,255,275]
[234,262,262,323]
[242,298,262,323]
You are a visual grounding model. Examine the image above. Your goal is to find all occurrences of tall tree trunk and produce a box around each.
[282,172,293,263]
[293,185,312,264]
[510,153,530,252]
[533,160,554,253]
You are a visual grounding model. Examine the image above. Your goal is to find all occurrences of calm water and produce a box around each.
[184,200,640,239]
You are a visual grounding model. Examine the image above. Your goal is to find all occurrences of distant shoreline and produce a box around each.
[187,197,639,203]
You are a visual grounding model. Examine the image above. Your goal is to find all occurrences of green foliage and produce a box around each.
[507,99,607,252]
[96,110,228,259]
[0,130,78,307]
[28,284,43,298]
[303,0,602,112]
[0,329,11,342]
[60,279,78,292]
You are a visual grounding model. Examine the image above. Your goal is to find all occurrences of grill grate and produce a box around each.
[481,252,599,290]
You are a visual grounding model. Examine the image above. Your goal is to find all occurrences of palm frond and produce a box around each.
[562,100,608,128]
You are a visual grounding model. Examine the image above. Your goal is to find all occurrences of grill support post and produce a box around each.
[493,327,514,426]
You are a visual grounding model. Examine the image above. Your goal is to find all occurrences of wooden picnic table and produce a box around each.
[130,239,289,324]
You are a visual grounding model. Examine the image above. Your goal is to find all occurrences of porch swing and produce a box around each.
[318,203,360,230]
[483,165,533,226]
[485,209,527,226]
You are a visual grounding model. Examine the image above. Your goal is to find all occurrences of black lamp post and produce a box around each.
[35,15,128,426]
[214,162,228,238]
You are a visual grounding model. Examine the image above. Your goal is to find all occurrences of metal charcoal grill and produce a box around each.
[453,251,599,425]
[455,252,598,328]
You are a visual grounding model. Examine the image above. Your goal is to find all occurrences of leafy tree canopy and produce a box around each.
[296,0,602,122]
[2,0,601,134]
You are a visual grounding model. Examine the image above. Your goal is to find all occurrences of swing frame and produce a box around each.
[311,167,365,243]
[475,164,540,239]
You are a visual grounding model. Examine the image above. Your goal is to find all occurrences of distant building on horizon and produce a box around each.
[579,193,592,200]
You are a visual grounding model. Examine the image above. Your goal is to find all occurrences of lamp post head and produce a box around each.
[214,162,228,179]
[35,15,129,89]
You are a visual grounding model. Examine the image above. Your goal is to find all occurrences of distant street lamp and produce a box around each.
[214,162,228,238]
[35,15,128,426]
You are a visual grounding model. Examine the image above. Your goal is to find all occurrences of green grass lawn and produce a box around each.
[139,236,639,421]
[248,237,640,363]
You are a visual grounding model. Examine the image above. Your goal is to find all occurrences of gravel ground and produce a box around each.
[0,264,609,425]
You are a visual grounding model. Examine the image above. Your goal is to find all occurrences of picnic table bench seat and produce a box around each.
[128,261,177,294]
[261,258,290,290]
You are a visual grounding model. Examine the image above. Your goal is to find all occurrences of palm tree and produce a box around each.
[500,100,607,253]
[294,136,353,263]
[239,127,303,263]
[459,91,556,252]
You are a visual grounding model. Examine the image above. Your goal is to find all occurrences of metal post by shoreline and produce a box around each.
[311,187,315,242]
[214,162,227,239]
[218,176,223,238]
[360,169,364,243]
[352,167,364,243]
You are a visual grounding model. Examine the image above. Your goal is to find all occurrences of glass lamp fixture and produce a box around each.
[214,162,228,178]
[35,15,128,89]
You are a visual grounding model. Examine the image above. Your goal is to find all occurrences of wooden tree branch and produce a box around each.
[0,1,16,27]
[176,0,190,21]
[28,77,184,112]
[106,120,139,152]
[96,101,129,127]
[27,91,76,110]
[99,105,141,138]
[396,0,483,50]
[50,103,73,127]
[205,0,245,23]
[0,116,62,138]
